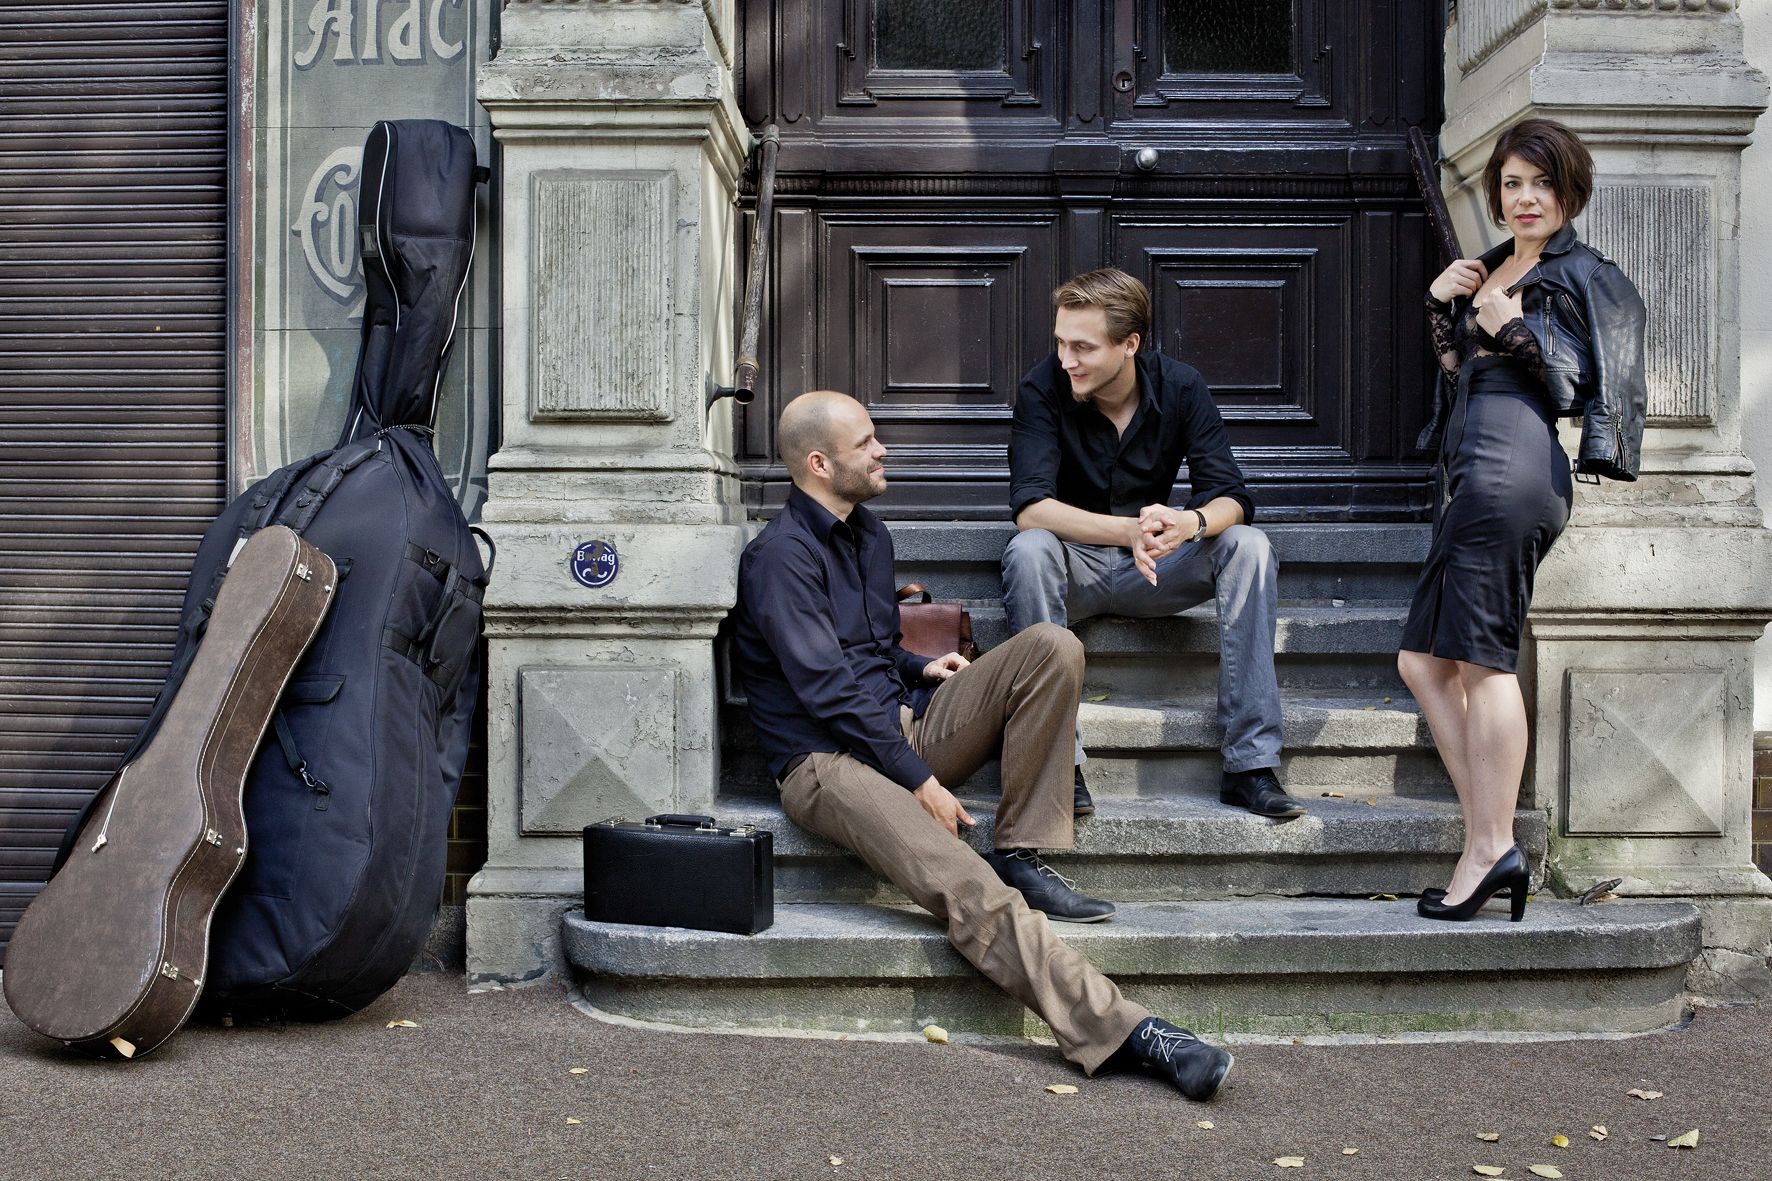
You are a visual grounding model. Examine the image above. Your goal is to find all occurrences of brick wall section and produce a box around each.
[1756,733,1772,879]
[443,645,490,907]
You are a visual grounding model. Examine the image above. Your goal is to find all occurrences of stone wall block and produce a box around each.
[519,665,683,833]
[1582,181,1715,422]
[1564,669,1727,835]
[533,171,675,422]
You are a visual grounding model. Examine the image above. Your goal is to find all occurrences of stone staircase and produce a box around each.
[564,524,1703,1038]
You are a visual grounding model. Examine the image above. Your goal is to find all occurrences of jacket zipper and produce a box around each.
[1560,291,1587,335]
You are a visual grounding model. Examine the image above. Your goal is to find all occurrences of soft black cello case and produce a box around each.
[53,119,489,1020]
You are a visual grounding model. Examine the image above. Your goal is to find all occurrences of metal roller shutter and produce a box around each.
[0,1,229,961]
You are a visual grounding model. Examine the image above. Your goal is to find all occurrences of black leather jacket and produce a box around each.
[1418,224,1648,481]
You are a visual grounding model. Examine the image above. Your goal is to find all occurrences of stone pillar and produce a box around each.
[1441,0,1772,999]
[467,0,749,984]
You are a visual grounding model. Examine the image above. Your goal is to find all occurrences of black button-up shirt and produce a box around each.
[732,488,935,790]
[1008,350,1255,525]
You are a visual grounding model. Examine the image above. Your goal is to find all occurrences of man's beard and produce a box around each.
[832,459,886,503]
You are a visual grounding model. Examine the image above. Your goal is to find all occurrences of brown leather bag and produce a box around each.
[895,583,980,662]
[2,526,336,1060]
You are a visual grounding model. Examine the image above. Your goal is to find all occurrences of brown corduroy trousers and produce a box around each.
[778,622,1150,1073]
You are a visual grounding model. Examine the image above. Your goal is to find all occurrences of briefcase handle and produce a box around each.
[646,813,719,830]
[896,583,933,604]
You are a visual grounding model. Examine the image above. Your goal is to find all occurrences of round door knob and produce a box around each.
[1134,148,1159,172]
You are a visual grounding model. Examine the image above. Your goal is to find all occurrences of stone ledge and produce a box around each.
[1080,696,1430,751]
[717,795,1542,863]
[563,897,1702,980]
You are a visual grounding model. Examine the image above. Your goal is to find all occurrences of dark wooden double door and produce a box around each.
[737,0,1444,520]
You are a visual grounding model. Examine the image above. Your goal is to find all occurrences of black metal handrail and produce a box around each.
[710,124,781,408]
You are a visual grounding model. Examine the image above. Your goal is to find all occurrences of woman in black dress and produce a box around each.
[1399,119,1647,922]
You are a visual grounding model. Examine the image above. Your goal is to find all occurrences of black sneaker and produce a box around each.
[1116,1017,1234,1101]
[1220,768,1306,818]
[983,848,1116,923]
[1073,766,1095,817]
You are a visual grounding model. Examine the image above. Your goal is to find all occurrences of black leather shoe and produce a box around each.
[1116,1017,1233,1101]
[1417,845,1529,922]
[1219,768,1305,818]
[984,848,1115,923]
[1073,766,1095,817]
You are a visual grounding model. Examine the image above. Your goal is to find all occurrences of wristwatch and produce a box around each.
[1187,510,1208,544]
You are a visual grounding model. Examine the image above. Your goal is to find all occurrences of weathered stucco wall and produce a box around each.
[1743,0,1772,728]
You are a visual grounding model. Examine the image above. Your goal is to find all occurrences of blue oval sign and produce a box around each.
[570,540,620,589]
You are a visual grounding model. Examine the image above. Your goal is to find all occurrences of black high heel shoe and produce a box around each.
[1417,845,1529,922]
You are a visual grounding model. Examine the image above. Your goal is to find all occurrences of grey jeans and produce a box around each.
[1000,525,1283,774]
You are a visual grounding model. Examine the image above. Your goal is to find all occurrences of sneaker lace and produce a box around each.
[1008,848,1077,890]
[1139,1023,1200,1064]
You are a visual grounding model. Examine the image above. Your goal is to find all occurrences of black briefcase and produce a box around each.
[582,814,773,935]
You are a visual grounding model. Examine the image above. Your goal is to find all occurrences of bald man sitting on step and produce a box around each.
[728,389,1234,1100]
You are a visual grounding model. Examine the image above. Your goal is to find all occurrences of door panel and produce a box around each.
[749,212,1059,517]
[1118,217,1350,456]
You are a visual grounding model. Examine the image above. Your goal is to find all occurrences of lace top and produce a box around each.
[1427,294,1548,387]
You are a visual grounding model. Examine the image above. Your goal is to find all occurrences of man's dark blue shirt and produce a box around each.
[732,487,935,790]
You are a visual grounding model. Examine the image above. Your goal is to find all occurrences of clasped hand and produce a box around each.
[1130,504,1195,587]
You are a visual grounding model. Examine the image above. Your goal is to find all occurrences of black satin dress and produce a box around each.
[1399,299,1573,674]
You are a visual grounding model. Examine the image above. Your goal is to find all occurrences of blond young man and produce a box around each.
[1004,269,1299,819]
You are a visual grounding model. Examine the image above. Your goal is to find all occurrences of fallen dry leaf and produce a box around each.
[829,1157,844,1167]
[1360,705,1377,711]
[1045,1084,1078,1095]
[1086,693,1110,702]
[568,1067,589,1075]
[1364,797,1378,806]
[1528,1168,1563,1179]
[1382,696,1392,704]
[1628,1088,1662,1100]
[1578,877,1623,905]
[1589,1125,1607,1141]
[1369,893,1399,901]
[1550,1134,1569,1148]
[1197,1121,1215,1130]
[1472,1167,1506,1177]
[1273,1158,1305,1169]
[1342,1147,1359,1156]
[922,1024,949,1045]
[1667,1129,1700,1149]
[1649,1134,1668,1142]
[565,1118,582,1126]
[1475,1132,1501,1142]
[385,1019,419,1029]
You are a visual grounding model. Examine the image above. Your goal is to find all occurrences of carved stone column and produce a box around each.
[466,0,748,984]
[1441,0,1772,998]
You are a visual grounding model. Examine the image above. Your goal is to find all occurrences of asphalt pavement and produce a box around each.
[0,971,1765,1181]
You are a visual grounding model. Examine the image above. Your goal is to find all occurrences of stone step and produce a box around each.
[1079,693,1448,796]
[719,693,1449,797]
[714,795,1548,903]
[564,897,1702,1038]
[889,521,1433,603]
[939,603,1411,694]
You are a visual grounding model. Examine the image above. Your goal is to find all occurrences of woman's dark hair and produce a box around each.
[1482,117,1594,227]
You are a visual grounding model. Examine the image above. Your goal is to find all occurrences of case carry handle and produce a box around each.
[645,814,718,830]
